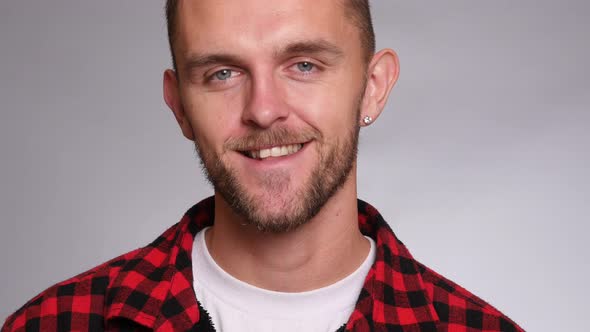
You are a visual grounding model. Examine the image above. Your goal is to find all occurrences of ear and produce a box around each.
[360,49,400,126]
[163,69,195,140]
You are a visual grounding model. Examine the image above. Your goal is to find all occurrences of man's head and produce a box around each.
[163,0,398,232]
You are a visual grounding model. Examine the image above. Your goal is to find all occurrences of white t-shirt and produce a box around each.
[192,227,376,332]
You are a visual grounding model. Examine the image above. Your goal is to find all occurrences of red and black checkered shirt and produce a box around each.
[2,197,523,331]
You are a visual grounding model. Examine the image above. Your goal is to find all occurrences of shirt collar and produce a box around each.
[104,197,439,330]
[104,197,215,330]
[347,200,440,329]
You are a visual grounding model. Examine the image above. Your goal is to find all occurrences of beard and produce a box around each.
[194,104,362,233]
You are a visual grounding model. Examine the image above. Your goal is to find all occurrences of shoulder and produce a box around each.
[2,200,210,332]
[416,261,524,332]
[1,248,142,332]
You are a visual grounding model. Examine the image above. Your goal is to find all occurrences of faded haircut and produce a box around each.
[164,0,376,72]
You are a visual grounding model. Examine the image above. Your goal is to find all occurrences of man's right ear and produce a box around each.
[163,69,195,141]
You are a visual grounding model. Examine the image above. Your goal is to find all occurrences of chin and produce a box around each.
[236,191,311,233]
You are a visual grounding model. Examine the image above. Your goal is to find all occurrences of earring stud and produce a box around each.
[363,116,373,125]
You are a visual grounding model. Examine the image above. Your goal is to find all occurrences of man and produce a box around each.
[3,0,523,331]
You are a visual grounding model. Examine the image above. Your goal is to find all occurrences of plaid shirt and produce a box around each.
[3,197,523,331]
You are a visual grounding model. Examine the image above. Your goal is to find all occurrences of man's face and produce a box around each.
[170,0,368,232]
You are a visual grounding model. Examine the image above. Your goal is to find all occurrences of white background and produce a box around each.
[1,1,589,331]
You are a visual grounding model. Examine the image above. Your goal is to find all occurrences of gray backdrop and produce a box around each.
[1,1,588,331]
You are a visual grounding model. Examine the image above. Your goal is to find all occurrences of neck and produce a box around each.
[206,174,369,292]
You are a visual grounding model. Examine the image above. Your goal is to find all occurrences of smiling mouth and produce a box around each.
[239,143,305,160]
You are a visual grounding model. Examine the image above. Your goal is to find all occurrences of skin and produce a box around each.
[163,0,399,292]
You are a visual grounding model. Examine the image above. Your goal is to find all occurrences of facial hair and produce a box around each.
[194,103,362,233]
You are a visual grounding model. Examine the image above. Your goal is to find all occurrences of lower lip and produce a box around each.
[239,143,311,168]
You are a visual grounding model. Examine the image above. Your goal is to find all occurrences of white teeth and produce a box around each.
[259,149,271,159]
[270,147,282,157]
[246,144,303,159]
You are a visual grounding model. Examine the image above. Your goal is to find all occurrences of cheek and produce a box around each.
[282,80,360,134]
[184,90,245,151]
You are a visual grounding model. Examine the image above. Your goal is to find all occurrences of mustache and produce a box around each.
[225,127,321,151]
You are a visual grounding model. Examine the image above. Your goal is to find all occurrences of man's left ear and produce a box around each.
[360,49,400,126]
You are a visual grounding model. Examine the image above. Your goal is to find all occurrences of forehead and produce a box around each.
[174,0,358,59]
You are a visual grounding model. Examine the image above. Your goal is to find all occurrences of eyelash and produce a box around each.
[205,61,321,85]
[293,61,317,74]
[206,69,241,83]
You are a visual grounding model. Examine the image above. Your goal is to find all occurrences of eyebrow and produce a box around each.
[278,39,345,59]
[183,39,345,75]
[184,54,244,74]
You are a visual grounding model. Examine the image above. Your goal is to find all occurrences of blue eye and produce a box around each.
[214,69,233,80]
[296,62,314,72]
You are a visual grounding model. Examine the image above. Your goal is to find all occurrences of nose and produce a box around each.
[241,73,289,129]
